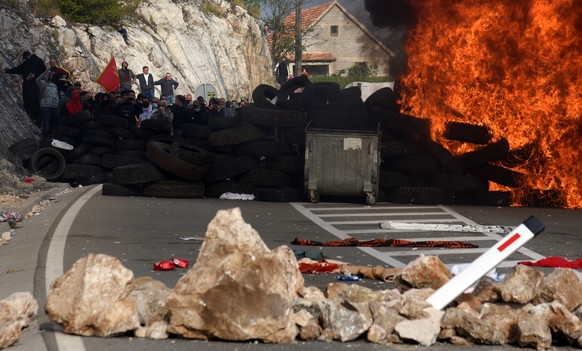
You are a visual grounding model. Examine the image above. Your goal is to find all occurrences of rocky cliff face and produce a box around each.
[0,0,273,156]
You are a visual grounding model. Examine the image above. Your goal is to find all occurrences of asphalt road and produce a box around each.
[2,184,582,351]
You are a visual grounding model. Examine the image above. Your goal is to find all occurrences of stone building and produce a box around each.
[284,0,394,76]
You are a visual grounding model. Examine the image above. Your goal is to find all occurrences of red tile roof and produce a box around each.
[284,1,335,31]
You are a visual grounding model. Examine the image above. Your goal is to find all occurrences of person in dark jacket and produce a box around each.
[136,66,155,100]
[183,100,210,125]
[170,95,188,137]
[4,50,46,126]
[117,61,136,92]
[36,68,59,137]
[154,72,179,104]
[274,57,289,86]
[115,90,139,126]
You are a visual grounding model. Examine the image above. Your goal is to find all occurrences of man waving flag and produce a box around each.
[96,55,120,92]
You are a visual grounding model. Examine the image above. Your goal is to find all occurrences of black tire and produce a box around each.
[276,76,314,110]
[129,125,154,140]
[454,191,511,206]
[205,155,258,182]
[109,127,136,140]
[280,126,306,145]
[113,163,166,185]
[148,134,179,145]
[364,87,399,112]
[237,167,291,187]
[77,172,110,186]
[142,181,205,198]
[468,163,525,187]
[145,142,207,181]
[388,187,453,205]
[383,155,440,175]
[51,125,81,138]
[206,151,236,165]
[443,122,491,145]
[66,143,92,163]
[82,129,116,147]
[421,140,464,174]
[204,180,257,198]
[208,124,265,147]
[31,148,66,181]
[72,154,101,166]
[370,107,431,136]
[256,187,303,202]
[101,153,145,169]
[58,110,92,127]
[265,156,304,173]
[102,183,141,197]
[182,124,210,139]
[95,114,130,128]
[309,109,374,130]
[501,143,536,168]
[457,138,510,169]
[240,103,307,127]
[114,139,147,151]
[381,140,422,157]
[431,173,489,192]
[9,138,38,163]
[140,119,171,134]
[313,82,340,97]
[207,117,242,131]
[236,140,292,158]
[87,146,112,156]
[379,171,413,188]
[251,84,281,109]
[182,137,210,149]
[61,164,102,181]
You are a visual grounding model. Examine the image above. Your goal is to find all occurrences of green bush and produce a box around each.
[30,0,61,17]
[52,0,140,26]
[201,0,226,17]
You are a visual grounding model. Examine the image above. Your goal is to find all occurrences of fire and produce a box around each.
[399,0,581,208]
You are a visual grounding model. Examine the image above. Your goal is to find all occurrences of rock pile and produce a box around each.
[0,292,38,349]
[36,208,582,349]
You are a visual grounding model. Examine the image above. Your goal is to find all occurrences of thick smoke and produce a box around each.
[364,0,415,78]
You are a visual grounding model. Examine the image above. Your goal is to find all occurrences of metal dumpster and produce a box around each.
[304,124,380,205]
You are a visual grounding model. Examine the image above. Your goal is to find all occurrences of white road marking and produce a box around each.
[45,185,102,351]
[290,202,548,270]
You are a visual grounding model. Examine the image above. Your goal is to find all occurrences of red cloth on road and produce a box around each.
[292,237,478,248]
[518,256,582,268]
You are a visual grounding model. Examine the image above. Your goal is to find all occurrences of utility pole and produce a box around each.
[294,0,302,77]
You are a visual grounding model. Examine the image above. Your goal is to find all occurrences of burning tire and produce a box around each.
[457,138,510,169]
[468,163,525,187]
[443,122,491,145]
[371,107,431,136]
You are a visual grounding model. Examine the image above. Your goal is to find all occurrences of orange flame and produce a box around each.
[400,0,581,208]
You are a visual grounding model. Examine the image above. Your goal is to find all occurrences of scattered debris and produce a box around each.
[380,221,512,234]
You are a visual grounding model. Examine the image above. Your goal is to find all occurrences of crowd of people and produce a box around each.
[3,52,249,138]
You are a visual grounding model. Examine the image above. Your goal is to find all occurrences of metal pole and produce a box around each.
[294,0,302,77]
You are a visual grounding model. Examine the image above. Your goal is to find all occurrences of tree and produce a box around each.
[259,0,308,67]
[55,0,140,26]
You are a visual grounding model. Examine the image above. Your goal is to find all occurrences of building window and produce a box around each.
[330,25,338,37]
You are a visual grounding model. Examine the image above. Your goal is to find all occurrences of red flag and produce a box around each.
[96,55,120,92]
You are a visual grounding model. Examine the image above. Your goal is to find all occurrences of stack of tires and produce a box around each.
[367,89,525,206]
[8,78,532,206]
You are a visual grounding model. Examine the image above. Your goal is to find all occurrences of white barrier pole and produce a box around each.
[426,215,545,311]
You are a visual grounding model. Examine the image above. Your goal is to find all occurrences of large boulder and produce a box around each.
[166,207,303,343]
[45,253,140,336]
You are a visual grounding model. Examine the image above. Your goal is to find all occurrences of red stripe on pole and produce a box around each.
[498,233,521,252]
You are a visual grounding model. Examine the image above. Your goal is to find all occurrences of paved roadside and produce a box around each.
[0,183,90,351]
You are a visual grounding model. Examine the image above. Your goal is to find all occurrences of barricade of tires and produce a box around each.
[8,77,531,206]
